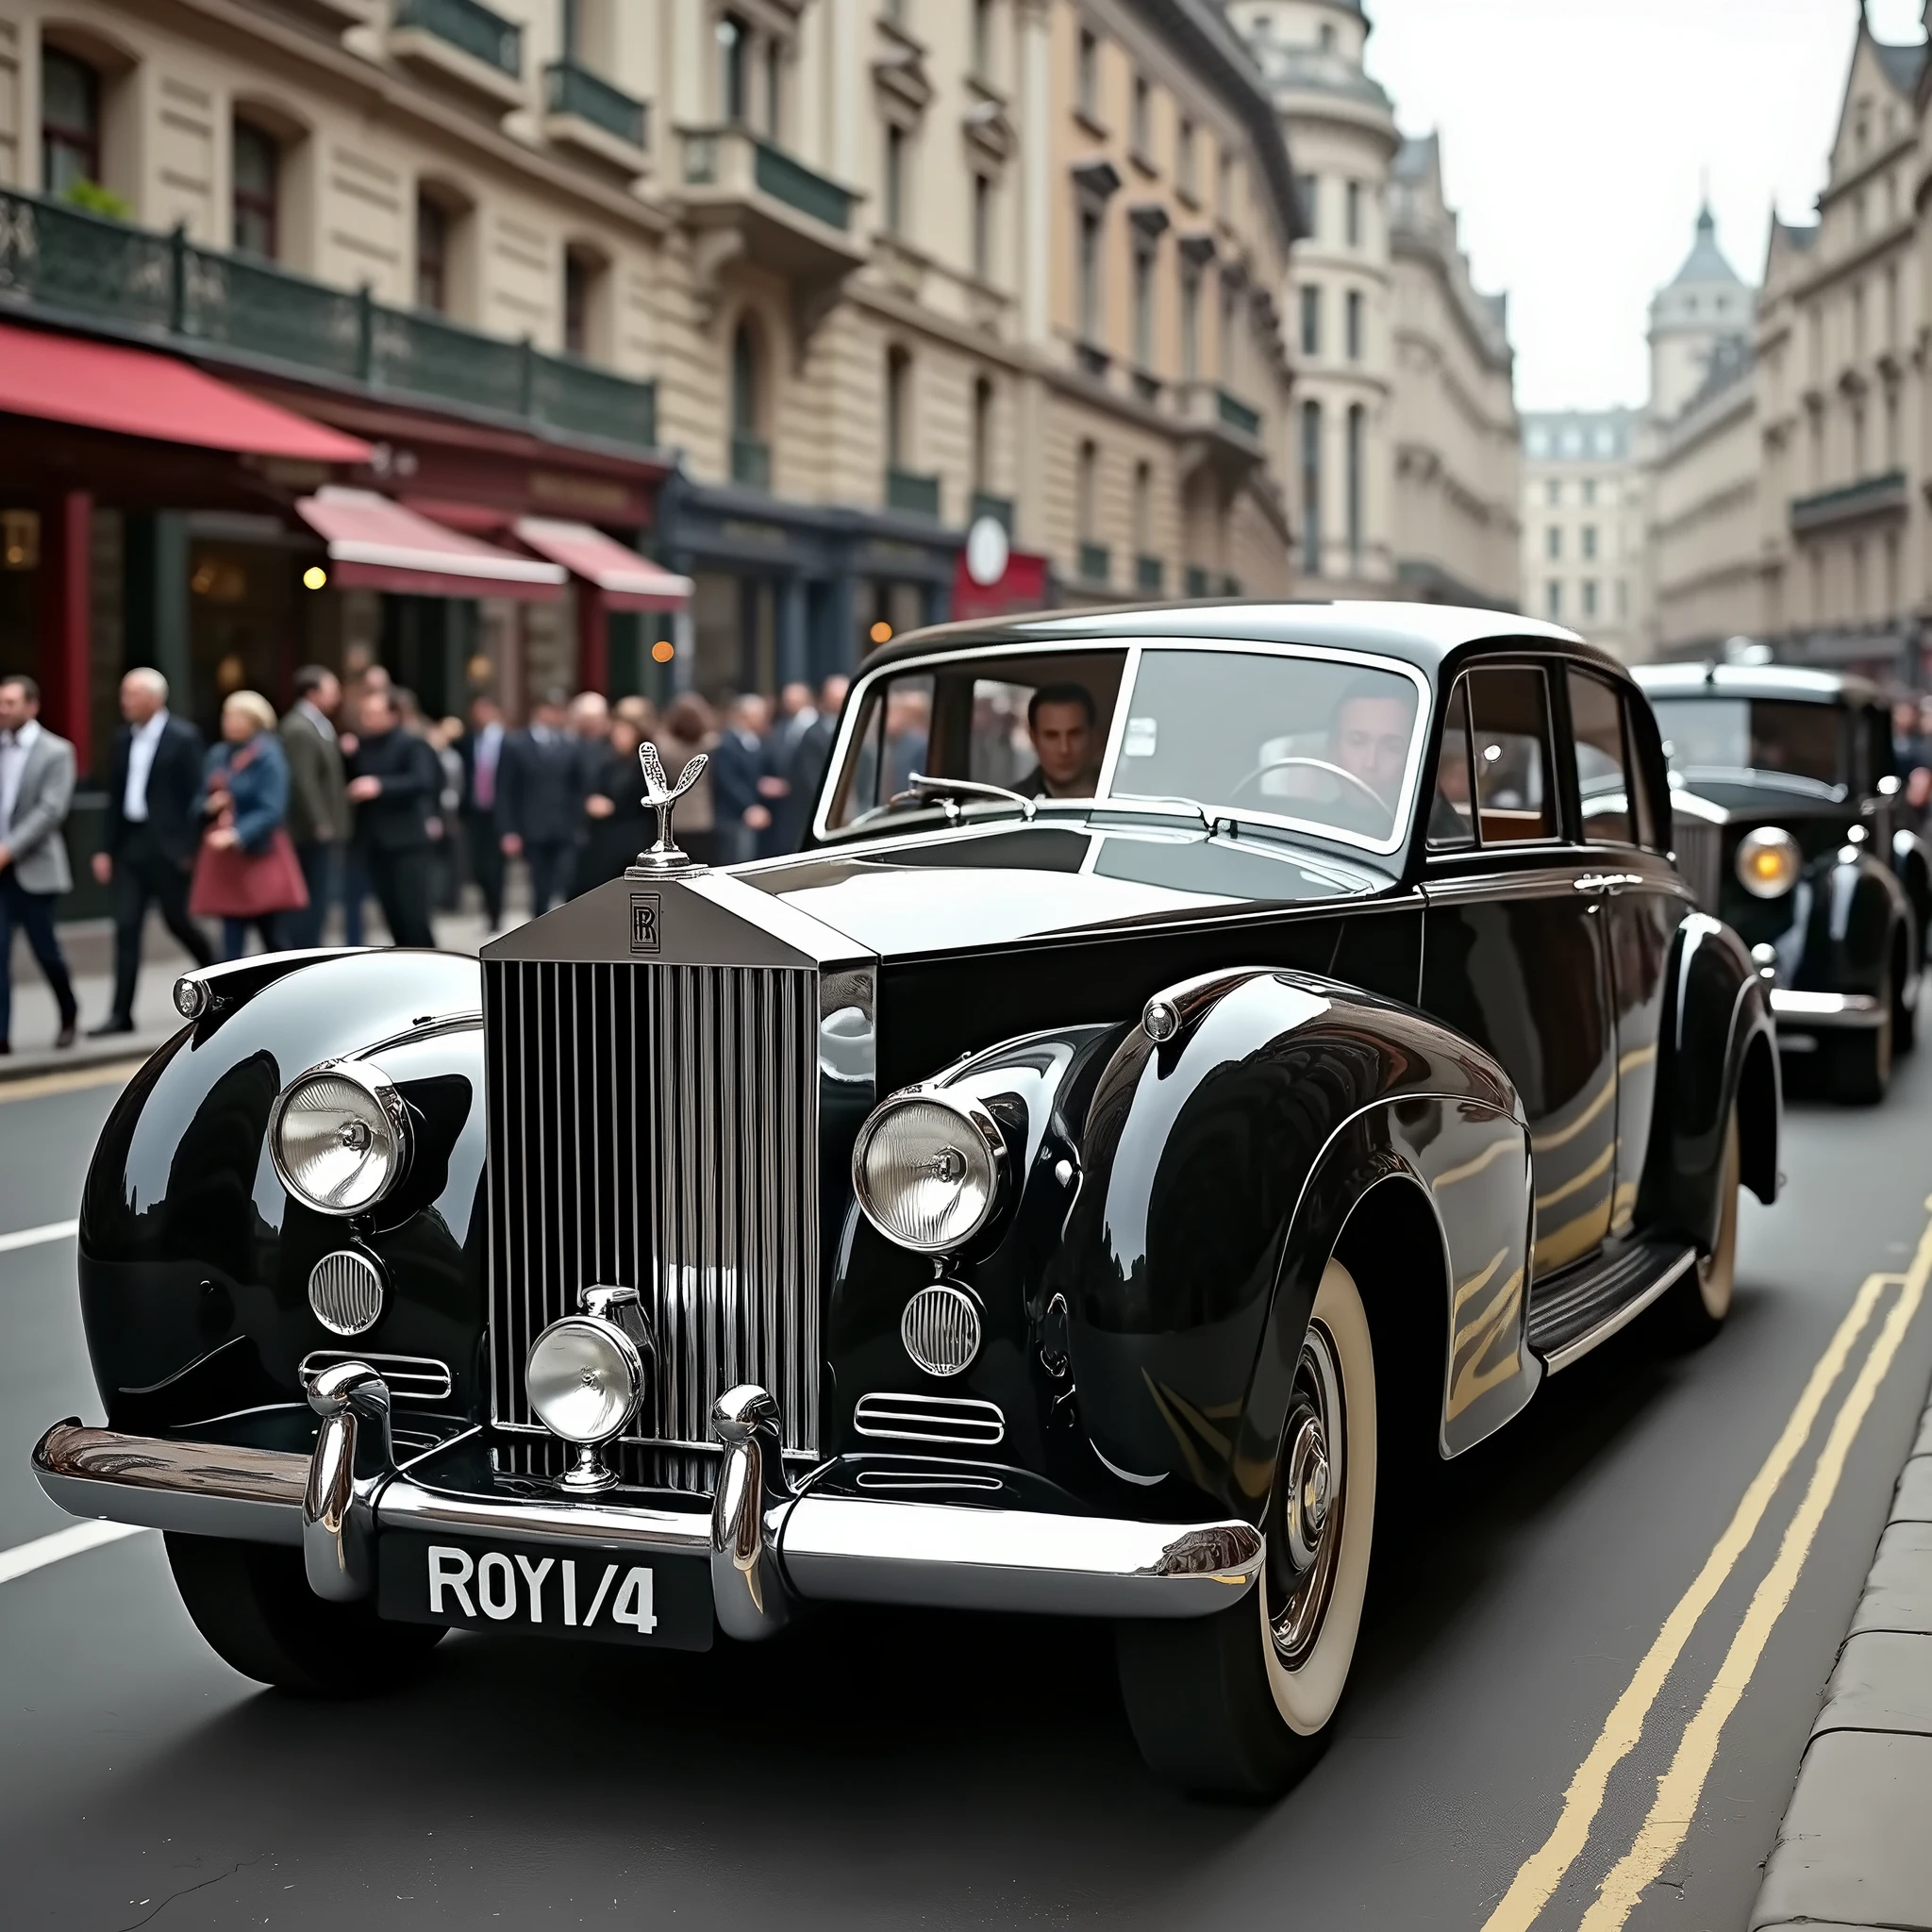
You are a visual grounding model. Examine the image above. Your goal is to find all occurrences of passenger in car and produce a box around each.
[1015,684,1099,799]
[1329,676,1416,809]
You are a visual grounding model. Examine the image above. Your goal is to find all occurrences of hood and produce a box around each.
[1673,775,1851,822]
[734,820,1385,959]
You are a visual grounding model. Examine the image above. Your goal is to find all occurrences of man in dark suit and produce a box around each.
[496,689,585,914]
[279,664,348,949]
[787,673,848,843]
[456,691,507,932]
[0,674,80,1052]
[91,667,214,1036]
[345,687,437,948]
[709,692,774,865]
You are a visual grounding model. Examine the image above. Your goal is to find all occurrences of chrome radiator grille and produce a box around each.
[484,958,821,1458]
[1671,815,1723,909]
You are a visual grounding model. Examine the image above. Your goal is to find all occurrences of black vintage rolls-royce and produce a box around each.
[1634,663,1932,1104]
[34,604,1777,1796]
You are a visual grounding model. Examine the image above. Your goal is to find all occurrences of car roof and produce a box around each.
[858,598,1620,682]
[1632,662,1883,707]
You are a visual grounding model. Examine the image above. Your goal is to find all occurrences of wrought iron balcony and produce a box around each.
[0,189,658,453]
[1077,541,1111,585]
[393,0,521,77]
[544,59,648,159]
[731,433,772,491]
[1789,470,1907,533]
[1174,380,1264,479]
[886,468,941,518]
[1217,389,1262,437]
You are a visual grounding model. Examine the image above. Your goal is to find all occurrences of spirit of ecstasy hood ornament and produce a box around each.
[629,741,709,874]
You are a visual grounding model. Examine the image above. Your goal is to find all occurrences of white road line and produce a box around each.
[0,1220,79,1255]
[0,1520,146,1585]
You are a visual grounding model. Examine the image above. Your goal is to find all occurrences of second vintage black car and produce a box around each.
[34,602,1776,1796]
[1635,662,1932,1103]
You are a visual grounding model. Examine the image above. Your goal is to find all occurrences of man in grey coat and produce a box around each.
[0,674,79,1052]
[280,664,349,948]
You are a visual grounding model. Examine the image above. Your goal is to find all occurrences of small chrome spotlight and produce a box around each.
[526,1286,649,1491]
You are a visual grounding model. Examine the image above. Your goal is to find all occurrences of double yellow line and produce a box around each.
[1482,1203,1932,1932]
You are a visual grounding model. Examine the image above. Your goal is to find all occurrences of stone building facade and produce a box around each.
[1227,0,1519,610]
[0,0,1303,741]
[1520,408,1647,659]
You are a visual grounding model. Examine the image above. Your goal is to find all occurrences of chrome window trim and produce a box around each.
[811,636,1434,858]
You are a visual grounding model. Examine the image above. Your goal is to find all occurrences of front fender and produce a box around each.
[1795,848,1910,997]
[1893,828,1932,945]
[1055,970,1531,1521]
[77,951,486,1439]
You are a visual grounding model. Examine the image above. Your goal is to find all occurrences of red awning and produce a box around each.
[512,517,693,610]
[297,488,566,601]
[0,320,372,463]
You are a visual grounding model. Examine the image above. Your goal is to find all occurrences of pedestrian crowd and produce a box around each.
[0,662,852,1053]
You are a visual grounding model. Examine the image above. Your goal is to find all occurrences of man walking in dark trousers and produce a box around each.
[279,665,348,949]
[91,667,214,1036]
[497,689,585,915]
[0,675,80,1052]
[345,688,437,948]
[458,692,507,932]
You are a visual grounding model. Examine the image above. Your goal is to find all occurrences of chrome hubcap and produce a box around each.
[1268,1322,1346,1668]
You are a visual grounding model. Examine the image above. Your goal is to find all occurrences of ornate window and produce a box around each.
[41,48,101,197]
[232,122,279,260]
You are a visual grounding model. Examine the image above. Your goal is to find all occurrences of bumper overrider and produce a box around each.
[31,1368,1264,1646]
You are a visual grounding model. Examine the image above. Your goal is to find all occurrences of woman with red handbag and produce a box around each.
[189,690,309,958]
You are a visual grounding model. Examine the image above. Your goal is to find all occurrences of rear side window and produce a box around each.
[1466,667,1556,843]
[1569,668,1636,846]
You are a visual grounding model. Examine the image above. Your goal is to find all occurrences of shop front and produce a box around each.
[656,473,966,698]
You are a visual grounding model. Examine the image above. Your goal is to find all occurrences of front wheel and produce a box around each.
[1660,1108,1739,1348]
[1115,1258,1377,1795]
[166,1533,445,1696]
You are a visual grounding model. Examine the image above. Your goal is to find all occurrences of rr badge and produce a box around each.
[629,893,661,955]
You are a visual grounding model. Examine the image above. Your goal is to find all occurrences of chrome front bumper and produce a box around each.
[32,1378,1263,1639]
[1769,989,1887,1029]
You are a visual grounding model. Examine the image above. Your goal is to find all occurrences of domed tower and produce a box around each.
[1649,203,1755,425]
[1225,0,1399,594]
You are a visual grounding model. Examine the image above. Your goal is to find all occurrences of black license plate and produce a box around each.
[378,1532,714,1651]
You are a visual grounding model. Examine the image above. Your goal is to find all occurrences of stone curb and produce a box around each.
[1749,1374,1932,1932]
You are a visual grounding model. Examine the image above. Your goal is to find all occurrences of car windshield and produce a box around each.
[1650,696,1846,790]
[821,645,1424,852]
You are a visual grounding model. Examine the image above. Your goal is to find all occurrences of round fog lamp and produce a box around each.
[1735,826,1801,900]
[526,1316,644,1446]
[270,1061,408,1215]
[853,1091,1007,1254]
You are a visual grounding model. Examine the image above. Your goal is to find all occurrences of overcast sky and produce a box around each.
[1359,0,1924,412]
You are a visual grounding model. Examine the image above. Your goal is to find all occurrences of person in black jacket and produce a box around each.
[90,668,215,1036]
[496,689,585,915]
[345,688,437,948]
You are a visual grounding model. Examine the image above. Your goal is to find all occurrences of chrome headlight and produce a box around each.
[526,1316,644,1445]
[853,1091,1008,1254]
[1735,826,1801,899]
[269,1059,409,1215]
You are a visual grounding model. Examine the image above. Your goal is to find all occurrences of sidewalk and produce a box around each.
[1750,1371,1932,1930]
[2,897,528,1081]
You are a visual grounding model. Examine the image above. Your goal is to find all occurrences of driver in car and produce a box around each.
[1016,684,1098,799]
[1328,677,1415,810]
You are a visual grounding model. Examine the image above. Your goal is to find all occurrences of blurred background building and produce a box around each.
[0,0,1305,777]
[1227,0,1521,611]
[1520,408,1646,659]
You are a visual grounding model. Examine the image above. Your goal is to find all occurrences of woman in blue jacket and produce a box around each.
[191,690,307,958]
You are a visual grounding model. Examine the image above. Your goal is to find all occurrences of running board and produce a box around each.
[1528,1241,1699,1373]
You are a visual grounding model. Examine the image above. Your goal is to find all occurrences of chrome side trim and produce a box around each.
[1770,989,1886,1028]
[777,1497,1265,1619]
[1541,1248,1697,1374]
[31,1421,307,1545]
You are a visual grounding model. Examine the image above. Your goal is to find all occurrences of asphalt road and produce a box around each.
[3,1048,1930,1930]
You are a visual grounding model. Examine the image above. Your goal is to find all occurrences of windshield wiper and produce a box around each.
[1096,793,1217,833]
[891,773,1039,823]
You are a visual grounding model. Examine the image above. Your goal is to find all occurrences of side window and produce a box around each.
[1427,676,1476,848]
[826,674,932,827]
[1568,667,1634,845]
[1467,666,1556,843]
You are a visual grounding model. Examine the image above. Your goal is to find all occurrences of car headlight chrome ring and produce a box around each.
[1735,825,1801,900]
[269,1058,411,1216]
[526,1315,645,1447]
[853,1089,1008,1255]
